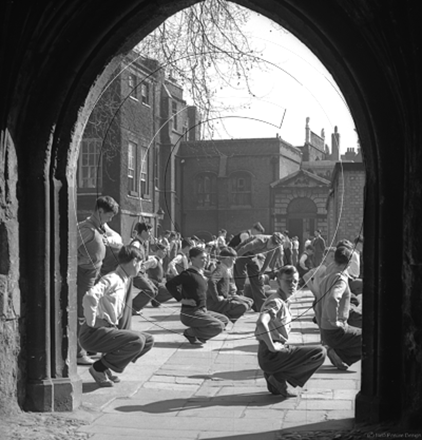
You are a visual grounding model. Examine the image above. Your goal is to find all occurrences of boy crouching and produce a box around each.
[255,265,326,397]
[79,245,154,387]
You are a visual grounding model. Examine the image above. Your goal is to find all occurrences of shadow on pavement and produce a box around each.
[189,368,259,381]
[82,382,101,393]
[141,313,181,321]
[113,391,287,414]
[215,344,257,353]
[316,365,359,374]
[200,418,356,439]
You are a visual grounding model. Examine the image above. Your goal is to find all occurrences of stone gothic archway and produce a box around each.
[1,0,421,429]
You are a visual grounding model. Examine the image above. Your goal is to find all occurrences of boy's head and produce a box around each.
[181,238,193,252]
[252,222,265,235]
[95,196,119,215]
[153,242,167,258]
[134,222,152,241]
[95,196,119,224]
[334,245,353,267]
[276,265,299,300]
[218,246,237,268]
[118,245,143,277]
[336,239,353,249]
[189,246,208,270]
[269,232,284,248]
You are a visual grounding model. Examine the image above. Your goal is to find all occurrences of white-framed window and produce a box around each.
[141,82,150,105]
[78,138,102,190]
[139,145,149,197]
[128,141,137,193]
[128,74,138,100]
[172,100,178,130]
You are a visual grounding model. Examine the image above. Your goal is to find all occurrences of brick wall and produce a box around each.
[327,162,365,244]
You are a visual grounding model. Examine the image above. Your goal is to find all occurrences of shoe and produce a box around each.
[264,373,281,395]
[327,348,348,370]
[266,374,296,397]
[183,330,203,345]
[105,369,121,383]
[89,366,114,387]
[151,300,160,308]
[77,354,95,365]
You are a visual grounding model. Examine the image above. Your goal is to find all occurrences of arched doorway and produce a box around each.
[287,197,318,250]
[2,0,418,428]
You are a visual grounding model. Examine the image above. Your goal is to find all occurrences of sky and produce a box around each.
[208,10,358,154]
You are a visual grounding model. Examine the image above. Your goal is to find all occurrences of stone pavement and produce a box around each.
[75,287,361,440]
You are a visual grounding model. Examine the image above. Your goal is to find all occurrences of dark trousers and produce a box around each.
[258,341,326,388]
[79,323,154,373]
[320,325,362,366]
[132,273,157,311]
[77,266,100,357]
[153,283,173,306]
[180,307,229,341]
[349,278,363,295]
[207,295,252,323]
[234,255,266,312]
[292,249,299,267]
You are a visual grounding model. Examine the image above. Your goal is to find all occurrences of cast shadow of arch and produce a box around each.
[189,368,260,381]
[114,391,282,414]
[197,419,355,440]
[215,344,258,353]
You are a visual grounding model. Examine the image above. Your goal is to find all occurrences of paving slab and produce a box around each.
[75,288,362,439]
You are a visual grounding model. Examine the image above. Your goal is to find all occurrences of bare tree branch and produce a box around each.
[134,0,265,138]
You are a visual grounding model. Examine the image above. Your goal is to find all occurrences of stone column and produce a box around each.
[355,147,404,423]
[23,148,81,411]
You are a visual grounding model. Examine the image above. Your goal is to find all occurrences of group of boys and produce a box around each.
[76,196,363,397]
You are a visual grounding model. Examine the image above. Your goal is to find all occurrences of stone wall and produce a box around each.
[0,134,22,414]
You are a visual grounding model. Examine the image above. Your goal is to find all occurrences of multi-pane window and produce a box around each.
[172,101,178,130]
[141,82,150,105]
[196,172,217,207]
[128,74,137,99]
[230,172,252,206]
[139,146,149,196]
[78,139,102,190]
[128,141,137,193]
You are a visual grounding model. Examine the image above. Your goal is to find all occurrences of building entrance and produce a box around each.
[287,197,317,250]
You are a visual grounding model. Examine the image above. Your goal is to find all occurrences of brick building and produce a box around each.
[177,136,301,240]
[326,162,365,245]
[76,51,199,241]
[271,169,331,248]
[178,118,354,247]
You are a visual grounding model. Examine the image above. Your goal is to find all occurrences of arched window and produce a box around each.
[195,172,217,207]
[230,171,252,206]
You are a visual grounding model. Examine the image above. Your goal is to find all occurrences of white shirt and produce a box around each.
[348,251,360,278]
[167,253,189,277]
[83,267,130,327]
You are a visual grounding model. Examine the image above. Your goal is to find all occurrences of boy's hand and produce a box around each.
[270,341,285,352]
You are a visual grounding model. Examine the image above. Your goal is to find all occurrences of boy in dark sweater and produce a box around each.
[166,247,229,345]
